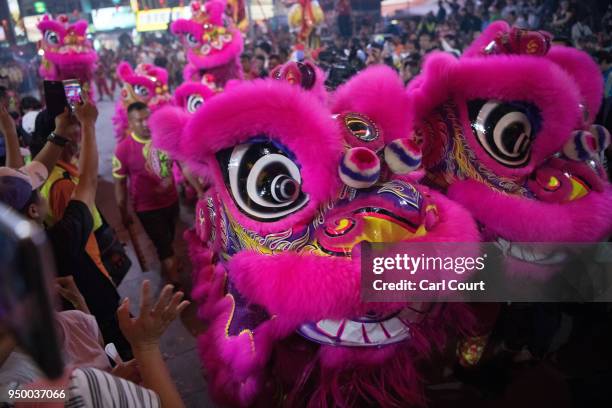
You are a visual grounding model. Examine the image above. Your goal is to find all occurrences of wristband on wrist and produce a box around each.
[47,132,70,147]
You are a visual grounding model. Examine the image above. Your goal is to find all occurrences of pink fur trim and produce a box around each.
[37,17,66,34]
[178,79,343,235]
[112,103,128,141]
[409,51,582,178]
[462,20,510,57]
[149,105,190,159]
[173,81,217,110]
[171,18,203,37]
[117,62,168,87]
[546,46,604,124]
[116,61,133,80]
[448,180,612,242]
[186,29,244,69]
[183,58,244,85]
[332,65,413,142]
[182,63,201,82]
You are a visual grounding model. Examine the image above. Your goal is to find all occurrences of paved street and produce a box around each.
[93,96,216,408]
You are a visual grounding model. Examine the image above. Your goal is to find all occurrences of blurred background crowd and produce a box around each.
[1,0,611,96]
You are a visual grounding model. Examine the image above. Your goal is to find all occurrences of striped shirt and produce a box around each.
[66,368,161,408]
[5,368,160,408]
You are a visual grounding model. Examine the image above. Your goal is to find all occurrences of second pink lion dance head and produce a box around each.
[171,0,244,86]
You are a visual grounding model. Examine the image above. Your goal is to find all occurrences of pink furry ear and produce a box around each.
[407,52,457,121]
[204,0,226,25]
[71,20,89,36]
[117,61,133,81]
[224,79,242,90]
[331,65,411,142]
[149,106,191,160]
[170,18,191,35]
[462,21,511,57]
[152,66,169,84]
[546,46,604,124]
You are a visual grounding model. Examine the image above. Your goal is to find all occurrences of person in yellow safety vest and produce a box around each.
[37,111,111,280]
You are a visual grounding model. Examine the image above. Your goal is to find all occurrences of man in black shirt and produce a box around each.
[0,96,131,358]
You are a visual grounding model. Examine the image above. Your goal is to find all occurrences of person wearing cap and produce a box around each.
[0,96,131,360]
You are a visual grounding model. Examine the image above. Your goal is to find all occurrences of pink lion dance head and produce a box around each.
[408,22,612,259]
[171,0,244,86]
[37,14,97,85]
[173,74,218,114]
[112,62,172,140]
[151,65,480,406]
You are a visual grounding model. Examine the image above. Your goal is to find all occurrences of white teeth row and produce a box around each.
[495,238,568,264]
[300,315,411,347]
[59,46,86,53]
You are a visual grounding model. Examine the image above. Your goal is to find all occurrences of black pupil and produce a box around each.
[274,176,297,201]
[256,162,289,197]
[190,98,202,109]
[502,122,528,154]
[282,180,296,196]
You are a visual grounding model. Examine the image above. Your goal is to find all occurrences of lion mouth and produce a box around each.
[297,309,415,347]
[494,237,568,265]
[56,44,91,54]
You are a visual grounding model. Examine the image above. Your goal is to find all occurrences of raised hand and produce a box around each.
[117,280,190,352]
[54,108,76,137]
[73,92,98,125]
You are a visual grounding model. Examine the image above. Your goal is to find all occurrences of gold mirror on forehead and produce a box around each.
[344,113,379,142]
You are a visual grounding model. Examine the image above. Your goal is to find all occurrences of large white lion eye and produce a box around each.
[216,140,309,221]
[133,84,150,98]
[186,33,200,47]
[44,31,59,45]
[469,100,540,167]
[186,94,204,113]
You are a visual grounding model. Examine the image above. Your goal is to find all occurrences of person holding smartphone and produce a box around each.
[0,94,131,360]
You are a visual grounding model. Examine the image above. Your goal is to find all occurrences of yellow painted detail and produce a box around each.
[547,176,560,189]
[567,176,589,201]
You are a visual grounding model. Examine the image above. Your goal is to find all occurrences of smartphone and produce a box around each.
[43,80,69,119]
[62,79,82,110]
[0,203,64,379]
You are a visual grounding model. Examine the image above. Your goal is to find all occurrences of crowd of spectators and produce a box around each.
[88,1,612,101]
[0,87,190,407]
